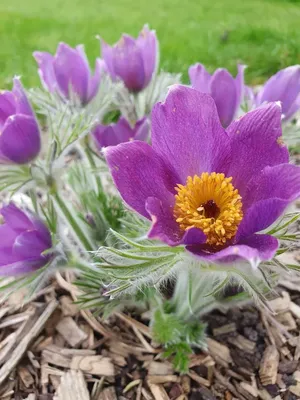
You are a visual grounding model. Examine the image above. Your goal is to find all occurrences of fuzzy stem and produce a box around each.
[83,137,103,195]
[51,188,94,253]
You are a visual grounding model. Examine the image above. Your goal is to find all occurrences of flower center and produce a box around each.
[174,172,243,246]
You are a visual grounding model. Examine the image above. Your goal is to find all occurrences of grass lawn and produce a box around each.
[0,0,300,89]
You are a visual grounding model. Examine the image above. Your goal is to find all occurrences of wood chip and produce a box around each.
[188,371,210,387]
[268,291,290,314]
[289,382,300,397]
[42,345,72,368]
[54,370,90,400]
[259,345,279,385]
[227,335,256,354]
[70,355,115,376]
[206,338,233,366]
[147,361,174,376]
[0,300,58,386]
[289,301,300,319]
[213,323,236,336]
[18,366,34,388]
[148,383,170,400]
[275,311,297,331]
[147,375,179,384]
[56,317,88,347]
[98,386,118,400]
[60,296,79,317]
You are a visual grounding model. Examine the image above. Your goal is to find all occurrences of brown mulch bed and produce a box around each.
[1,265,300,400]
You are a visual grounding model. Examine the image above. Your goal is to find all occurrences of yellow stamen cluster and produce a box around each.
[174,172,243,246]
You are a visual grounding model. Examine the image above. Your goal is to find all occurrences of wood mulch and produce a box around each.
[0,260,300,400]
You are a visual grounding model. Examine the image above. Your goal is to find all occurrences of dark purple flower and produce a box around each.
[0,203,52,276]
[189,63,245,127]
[92,116,149,149]
[101,25,158,92]
[0,78,41,164]
[105,85,300,267]
[34,43,105,104]
[255,65,300,120]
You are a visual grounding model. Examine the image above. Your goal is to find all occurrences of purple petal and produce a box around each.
[146,197,206,246]
[284,92,300,120]
[151,85,231,182]
[29,215,52,249]
[256,65,300,118]
[0,91,16,129]
[111,35,146,92]
[104,141,179,218]
[188,63,211,93]
[13,230,51,259]
[87,58,106,102]
[0,258,48,276]
[237,163,300,238]
[0,224,18,249]
[92,123,131,148]
[234,64,246,112]
[0,114,41,164]
[226,102,289,197]
[187,234,278,266]
[101,40,117,79]
[53,43,90,103]
[210,69,237,127]
[136,25,158,86]
[0,203,33,232]
[33,51,57,92]
[134,117,150,141]
[12,78,34,117]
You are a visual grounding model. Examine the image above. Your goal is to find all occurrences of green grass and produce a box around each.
[1,0,300,89]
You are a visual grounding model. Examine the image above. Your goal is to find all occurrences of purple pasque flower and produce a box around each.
[0,203,52,276]
[0,78,41,164]
[189,63,245,127]
[105,85,300,267]
[34,43,105,104]
[92,116,149,149]
[101,25,158,92]
[255,65,300,120]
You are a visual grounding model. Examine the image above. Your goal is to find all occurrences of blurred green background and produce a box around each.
[0,0,300,89]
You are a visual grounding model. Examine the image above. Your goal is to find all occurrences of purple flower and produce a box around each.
[92,116,149,149]
[255,65,300,120]
[105,85,300,267]
[34,43,105,104]
[101,25,158,92]
[0,203,52,276]
[189,64,245,127]
[0,78,41,164]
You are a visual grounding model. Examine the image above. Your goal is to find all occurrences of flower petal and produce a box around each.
[104,141,179,218]
[13,230,51,259]
[0,259,47,276]
[187,234,278,266]
[33,51,57,92]
[134,117,150,141]
[53,43,89,102]
[0,91,16,129]
[0,203,32,232]
[87,58,106,101]
[188,63,211,93]
[236,163,300,238]
[0,114,41,164]
[12,78,34,117]
[151,85,231,182]
[101,40,117,79]
[210,69,237,127]
[136,25,158,86]
[146,197,206,246]
[256,65,300,118]
[226,102,289,197]
[234,64,246,112]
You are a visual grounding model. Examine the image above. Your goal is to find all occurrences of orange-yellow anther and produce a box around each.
[174,172,243,246]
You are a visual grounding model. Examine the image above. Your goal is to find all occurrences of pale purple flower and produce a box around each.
[105,85,300,267]
[0,78,41,164]
[255,65,300,120]
[92,117,149,149]
[189,64,245,127]
[0,203,52,276]
[34,43,105,104]
[101,25,158,92]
